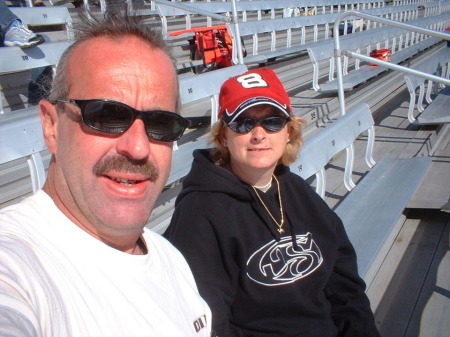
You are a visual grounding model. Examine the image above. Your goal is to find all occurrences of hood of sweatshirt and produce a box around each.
[177,149,251,201]
[176,148,294,241]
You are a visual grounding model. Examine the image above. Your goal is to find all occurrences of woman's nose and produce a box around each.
[251,123,267,141]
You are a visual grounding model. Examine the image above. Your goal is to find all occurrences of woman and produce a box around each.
[164,68,380,337]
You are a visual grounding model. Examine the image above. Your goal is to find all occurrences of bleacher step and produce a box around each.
[408,148,450,211]
[335,156,432,284]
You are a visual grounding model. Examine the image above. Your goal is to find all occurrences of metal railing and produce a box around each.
[332,10,450,115]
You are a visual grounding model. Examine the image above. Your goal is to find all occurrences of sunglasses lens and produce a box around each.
[228,117,288,133]
[80,100,189,142]
[83,101,132,133]
[143,112,190,142]
[228,118,254,133]
[262,117,288,131]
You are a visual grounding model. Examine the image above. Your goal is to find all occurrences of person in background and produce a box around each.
[165,68,380,337]
[1,0,45,48]
[0,11,212,337]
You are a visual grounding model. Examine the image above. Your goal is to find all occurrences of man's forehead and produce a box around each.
[71,35,161,61]
[62,35,177,111]
[67,36,175,85]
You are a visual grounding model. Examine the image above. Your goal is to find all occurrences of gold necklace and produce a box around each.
[252,175,285,234]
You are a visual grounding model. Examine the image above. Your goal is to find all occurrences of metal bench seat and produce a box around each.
[168,137,210,186]
[0,107,47,197]
[0,40,73,76]
[290,103,375,198]
[415,86,450,124]
[404,45,450,124]
[335,156,432,285]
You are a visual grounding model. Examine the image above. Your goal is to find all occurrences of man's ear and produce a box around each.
[39,99,58,154]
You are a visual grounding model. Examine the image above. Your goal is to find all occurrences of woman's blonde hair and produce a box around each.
[209,115,306,166]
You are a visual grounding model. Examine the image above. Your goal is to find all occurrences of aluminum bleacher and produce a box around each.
[226,4,419,66]
[154,0,386,39]
[307,13,450,93]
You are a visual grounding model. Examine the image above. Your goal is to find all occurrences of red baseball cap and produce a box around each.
[218,68,292,123]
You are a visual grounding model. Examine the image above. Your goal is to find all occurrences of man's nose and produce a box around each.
[115,119,151,160]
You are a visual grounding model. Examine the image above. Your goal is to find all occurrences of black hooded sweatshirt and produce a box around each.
[164,149,380,337]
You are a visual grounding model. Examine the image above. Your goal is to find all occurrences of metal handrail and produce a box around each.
[333,11,450,115]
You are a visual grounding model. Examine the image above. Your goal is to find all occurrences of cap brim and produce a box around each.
[224,97,290,123]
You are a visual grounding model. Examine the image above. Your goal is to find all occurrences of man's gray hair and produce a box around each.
[48,11,179,108]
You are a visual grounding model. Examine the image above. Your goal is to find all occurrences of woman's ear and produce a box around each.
[220,131,228,147]
[287,123,295,143]
[39,99,59,154]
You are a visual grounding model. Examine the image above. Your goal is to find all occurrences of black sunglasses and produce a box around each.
[227,116,290,134]
[54,98,191,142]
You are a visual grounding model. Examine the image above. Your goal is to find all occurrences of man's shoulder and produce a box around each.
[0,191,47,229]
[0,190,49,216]
[142,229,195,273]
[143,229,181,254]
[0,191,58,252]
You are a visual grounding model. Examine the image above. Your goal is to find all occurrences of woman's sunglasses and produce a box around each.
[227,116,290,134]
[54,98,191,142]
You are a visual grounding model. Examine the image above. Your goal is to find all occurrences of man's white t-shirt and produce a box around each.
[0,190,212,337]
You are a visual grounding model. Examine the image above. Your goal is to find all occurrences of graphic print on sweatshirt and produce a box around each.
[246,232,323,286]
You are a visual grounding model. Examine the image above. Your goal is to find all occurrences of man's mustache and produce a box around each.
[93,156,159,181]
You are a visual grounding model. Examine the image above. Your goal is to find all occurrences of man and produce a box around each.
[0,12,212,337]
